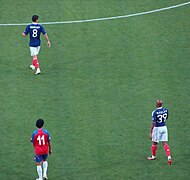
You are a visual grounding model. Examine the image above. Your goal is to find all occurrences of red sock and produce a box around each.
[164,144,171,156]
[152,145,157,156]
[33,58,39,69]
[32,59,35,66]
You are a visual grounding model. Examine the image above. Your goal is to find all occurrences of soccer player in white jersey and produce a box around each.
[22,15,51,75]
[147,100,172,165]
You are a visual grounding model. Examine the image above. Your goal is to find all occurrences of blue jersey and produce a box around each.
[24,23,46,47]
[152,107,169,127]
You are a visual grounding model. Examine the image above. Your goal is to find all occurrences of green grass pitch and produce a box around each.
[0,0,190,179]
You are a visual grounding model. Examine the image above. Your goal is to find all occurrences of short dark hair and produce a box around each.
[36,119,44,128]
[32,15,39,22]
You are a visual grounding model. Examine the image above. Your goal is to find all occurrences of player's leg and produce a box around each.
[34,155,43,180]
[30,46,41,74]
[30,57,36,69]
[36,163,43,180]
[162,142,172,164]
[29,47,35,70]
[33,54,41,74]
[30,47,36,69]
[35,46,41,75]
[148,127,158,160]
[42,154,48,180]
[148,142,157,160]
[161,126,172,164]
[152,142,158,158]
[42,161,48,179]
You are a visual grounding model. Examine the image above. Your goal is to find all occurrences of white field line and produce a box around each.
[0,1,190,26]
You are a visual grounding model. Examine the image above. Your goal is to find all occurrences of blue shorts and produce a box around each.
[34,154,48,163]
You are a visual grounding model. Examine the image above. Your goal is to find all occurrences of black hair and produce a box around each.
[32,15,39,22]
[36,119,44,128]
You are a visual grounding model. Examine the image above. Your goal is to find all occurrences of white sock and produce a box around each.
[37,165,43,180]
[43,161,48,177]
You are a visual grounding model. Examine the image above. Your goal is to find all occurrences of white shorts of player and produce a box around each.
[152,126,168,142]
[30,46,40,56]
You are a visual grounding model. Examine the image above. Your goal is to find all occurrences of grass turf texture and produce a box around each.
[0,0,190,179]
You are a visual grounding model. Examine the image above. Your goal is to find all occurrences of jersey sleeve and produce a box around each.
[31,130,38,143]
[47,130,51,142]
[24,25,30,35]
[31,132,35,143]
[41,25,46,35]
[152,110,156,122]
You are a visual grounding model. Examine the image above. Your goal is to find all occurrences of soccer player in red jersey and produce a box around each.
[31,119,52,180]
[22,15,51,75]
[147,100,172,165]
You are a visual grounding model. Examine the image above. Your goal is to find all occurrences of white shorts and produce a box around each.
[30,46,40,56]
[152,126,168,143]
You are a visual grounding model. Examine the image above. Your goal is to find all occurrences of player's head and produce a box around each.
[156,99,163,108]
[32,15,39,22]
[36,119,44,128]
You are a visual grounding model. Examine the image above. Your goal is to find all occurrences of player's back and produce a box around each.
[152,107,168,127]
[25,23,46,47]
[31,128,50,155]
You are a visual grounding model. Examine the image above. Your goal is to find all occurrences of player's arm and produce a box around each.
[48,142,52,155]
[166,110,169,120]
[44,34,51,48]
[22,25,29,37]
[150,111,156,139]
[31,133,35,146]
[47,131,52,155]
[149,122,155,139]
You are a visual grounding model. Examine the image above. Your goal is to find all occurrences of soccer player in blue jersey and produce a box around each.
[147,100,172,165]
[22,15,51,75]
[31,119,52,180]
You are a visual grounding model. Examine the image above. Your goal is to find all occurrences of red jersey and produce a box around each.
[31,128,51,155]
